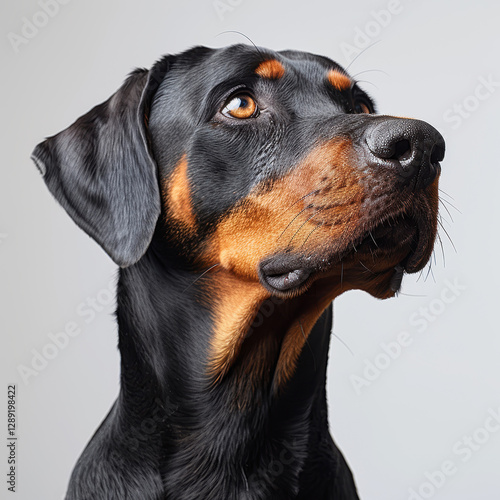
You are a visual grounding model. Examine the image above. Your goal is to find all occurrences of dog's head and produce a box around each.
[32,45,444,384]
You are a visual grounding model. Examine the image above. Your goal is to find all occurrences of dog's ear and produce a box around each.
[31,64,169,267]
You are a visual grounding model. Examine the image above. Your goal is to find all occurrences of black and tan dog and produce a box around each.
[32,44,445,499]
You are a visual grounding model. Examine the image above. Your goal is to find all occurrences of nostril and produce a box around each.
[390,139,412,162]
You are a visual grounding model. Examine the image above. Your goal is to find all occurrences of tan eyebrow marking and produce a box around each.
[255,59,285,80]
[327,68,352,91]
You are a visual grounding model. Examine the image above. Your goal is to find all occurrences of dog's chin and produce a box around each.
[259,213,437,298]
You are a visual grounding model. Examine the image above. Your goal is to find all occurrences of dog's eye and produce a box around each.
[221,93,258,119]
[353,100,371,114]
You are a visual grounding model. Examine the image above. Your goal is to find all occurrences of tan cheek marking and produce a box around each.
[164,154,196,229]
[255,59,285,80]
[206,138,364,279]
[328,68,352,91]
[204,138,366,380]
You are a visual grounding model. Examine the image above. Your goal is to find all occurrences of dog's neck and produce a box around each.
[113,248,338,495]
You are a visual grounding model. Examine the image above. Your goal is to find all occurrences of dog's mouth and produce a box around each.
[259,211,435,296]
[259,259,313,293]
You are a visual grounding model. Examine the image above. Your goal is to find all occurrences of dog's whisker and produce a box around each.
[368,230,378,248]
[301,222,323,249]
[437,219,457,253]
[216,31,263,57]
[429,262,436,283]
[423,262,431,282]
[439,199,454,223]
[344,40,382,71]
[285,208,322,247]
[352,79,379,90]
[439,196,461,214]
[182,263,221,293]
[422,253,436,283]
[351,68,389,79]
[358,260,375,275]
[277,204,314,242]
[436,232,446,267]
[438,188,456,201]
[296,209,325,245]
[331,330,355,356]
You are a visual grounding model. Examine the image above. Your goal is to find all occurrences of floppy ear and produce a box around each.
[31,66,166,267]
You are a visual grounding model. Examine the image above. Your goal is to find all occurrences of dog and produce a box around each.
[32,44,445,499]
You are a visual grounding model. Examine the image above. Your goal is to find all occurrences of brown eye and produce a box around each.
[222,93,258,119]
[354,100,371,114]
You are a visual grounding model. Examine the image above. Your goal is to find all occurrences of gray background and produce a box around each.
[1,0,499,498]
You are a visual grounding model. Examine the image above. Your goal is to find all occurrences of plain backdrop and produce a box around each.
[1,0,499,498]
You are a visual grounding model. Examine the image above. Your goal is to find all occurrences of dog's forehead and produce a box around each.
[194,44,342,73]
[158,44,350,98]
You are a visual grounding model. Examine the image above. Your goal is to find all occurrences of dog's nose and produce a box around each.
[365,118,445,188]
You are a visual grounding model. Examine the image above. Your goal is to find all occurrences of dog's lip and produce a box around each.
[259,255,313,293]
[259,211,434,294]
[259,213,427,292]
[353,213,417,258]
[373,212,431,274]
[263,268,312,292]
[347,210,433,274]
